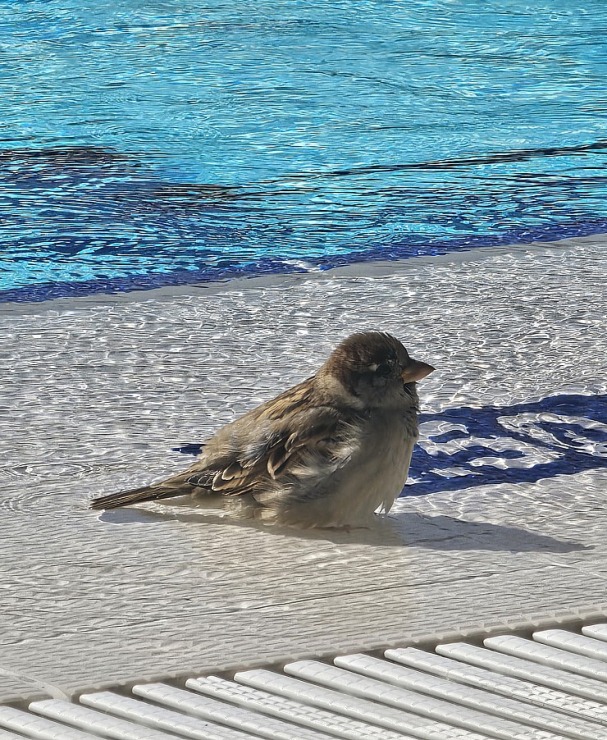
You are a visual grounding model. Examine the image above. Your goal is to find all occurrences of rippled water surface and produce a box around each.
[1,0,606,299]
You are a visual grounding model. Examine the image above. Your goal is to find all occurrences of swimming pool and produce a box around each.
[2,0,606,301]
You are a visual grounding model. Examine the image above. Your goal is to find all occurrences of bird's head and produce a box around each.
[321,331,435,409]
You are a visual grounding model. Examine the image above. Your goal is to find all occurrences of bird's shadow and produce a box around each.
[393,513,591,554]
[97,501,589,554]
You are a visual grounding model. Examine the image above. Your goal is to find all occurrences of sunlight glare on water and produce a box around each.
[1,0,606,298]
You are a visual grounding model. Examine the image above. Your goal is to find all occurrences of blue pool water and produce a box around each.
[1,0,607,301]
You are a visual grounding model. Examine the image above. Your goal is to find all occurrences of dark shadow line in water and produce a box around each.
[301,139,607,180]
[0,145,133,166]
[4,139,607,185]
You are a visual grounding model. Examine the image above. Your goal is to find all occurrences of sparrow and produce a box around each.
[91,331,434,528]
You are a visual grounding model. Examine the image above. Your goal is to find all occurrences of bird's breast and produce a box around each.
[321,409,418,525]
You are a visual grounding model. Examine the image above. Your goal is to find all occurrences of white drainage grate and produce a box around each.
[1,621,607,739]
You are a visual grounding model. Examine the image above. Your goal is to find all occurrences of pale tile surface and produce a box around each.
[0,236,605,701]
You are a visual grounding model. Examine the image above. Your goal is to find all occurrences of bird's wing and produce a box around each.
[90,378,354,510]
[185,404,361,497]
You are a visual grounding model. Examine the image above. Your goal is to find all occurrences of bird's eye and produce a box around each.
[375,361,393,376]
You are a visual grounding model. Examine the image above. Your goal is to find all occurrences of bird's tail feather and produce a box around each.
[90,479,195,510]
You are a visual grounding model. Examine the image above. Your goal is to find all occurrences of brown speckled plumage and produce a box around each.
[91,331,434,527]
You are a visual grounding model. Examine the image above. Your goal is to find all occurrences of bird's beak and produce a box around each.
[401,359,435,383]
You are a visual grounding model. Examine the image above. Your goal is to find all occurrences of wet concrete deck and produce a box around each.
[1,235,605,703]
